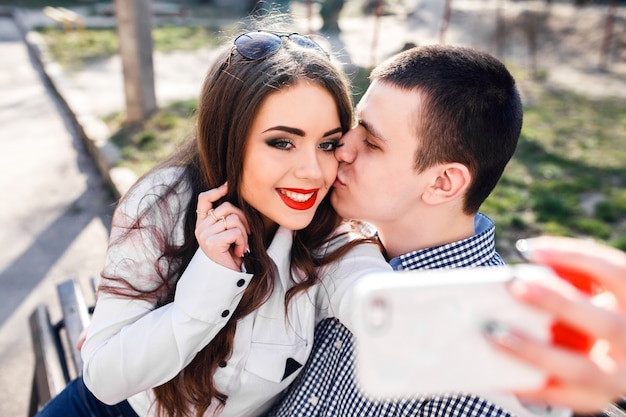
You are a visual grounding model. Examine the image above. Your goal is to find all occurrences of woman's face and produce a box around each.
[241,81,343,234]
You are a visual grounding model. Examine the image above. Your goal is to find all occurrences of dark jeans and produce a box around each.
[35,376,139,417]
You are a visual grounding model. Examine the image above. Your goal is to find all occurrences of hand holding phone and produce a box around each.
[351,264,591,398]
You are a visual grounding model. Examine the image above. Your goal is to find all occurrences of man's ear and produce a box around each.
[423,163,471,205]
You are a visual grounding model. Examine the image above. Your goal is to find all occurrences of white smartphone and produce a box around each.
[351,264,563,398]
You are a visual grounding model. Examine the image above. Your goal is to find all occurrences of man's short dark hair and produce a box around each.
[370,45,523,214]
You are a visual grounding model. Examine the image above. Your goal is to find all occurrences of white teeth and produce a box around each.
[280,189,314,202]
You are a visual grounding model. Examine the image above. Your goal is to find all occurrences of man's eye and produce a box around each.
[266,139,294,150]
[319,139,341,152]
[364,139,379,150]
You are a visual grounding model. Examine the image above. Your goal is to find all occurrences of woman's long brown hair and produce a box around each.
[99,41,374,417]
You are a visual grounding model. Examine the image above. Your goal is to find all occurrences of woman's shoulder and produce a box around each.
[129,166,188,195]
[331,220,378,242]
[118,166,191,218]
[318,221,380,256]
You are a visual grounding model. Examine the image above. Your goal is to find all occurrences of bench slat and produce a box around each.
[29,279,93,416]
[57,279,91,377]
[43,6,85,33]
[29,305,68,406]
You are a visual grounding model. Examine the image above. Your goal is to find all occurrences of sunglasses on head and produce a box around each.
[228,31,330,65]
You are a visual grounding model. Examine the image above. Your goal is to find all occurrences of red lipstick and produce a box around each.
[277,188,318,211]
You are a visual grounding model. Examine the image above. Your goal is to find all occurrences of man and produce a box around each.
[265,44,540,417]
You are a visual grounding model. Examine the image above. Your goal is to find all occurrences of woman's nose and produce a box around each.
[294,151,324,179]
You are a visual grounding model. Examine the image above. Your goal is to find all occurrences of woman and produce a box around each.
[36,30,390,417]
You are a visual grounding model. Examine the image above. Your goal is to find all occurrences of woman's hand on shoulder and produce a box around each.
[195,182,250,271]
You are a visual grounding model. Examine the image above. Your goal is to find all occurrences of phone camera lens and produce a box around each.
[366,295,390,333]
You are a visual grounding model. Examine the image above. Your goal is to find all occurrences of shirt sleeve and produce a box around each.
[81,170,252,405]
[314,228,392,331]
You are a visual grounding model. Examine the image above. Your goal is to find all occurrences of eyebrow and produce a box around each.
[357,117,386,143]
[262,126,343,137]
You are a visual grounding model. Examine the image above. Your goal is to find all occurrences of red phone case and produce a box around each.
[549,264,596,353]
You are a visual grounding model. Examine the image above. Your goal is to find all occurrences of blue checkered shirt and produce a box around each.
[264,213,514,417]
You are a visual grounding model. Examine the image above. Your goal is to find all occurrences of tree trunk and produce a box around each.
[440,0,453,44]
[115,0,157,125]
[600,0,617,69]
[320,0,345,33]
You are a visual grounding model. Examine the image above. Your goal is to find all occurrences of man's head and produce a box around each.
[332,45,522,253]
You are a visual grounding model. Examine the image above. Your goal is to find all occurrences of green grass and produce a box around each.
[36,24,229,69]
[483,74,626,255]
[37,27,119,69]
[106,99,197,176]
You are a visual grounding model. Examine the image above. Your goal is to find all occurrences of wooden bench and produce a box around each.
[28,278,94,416]
[43,6,85,34]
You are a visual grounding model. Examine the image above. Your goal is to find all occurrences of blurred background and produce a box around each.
[0,1,624,416]
[4,0,626,254]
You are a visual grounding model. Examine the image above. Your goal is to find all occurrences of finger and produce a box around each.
[196,226,245,254]
[518,237,626,301]
[486,321,625,397]
[197,199,252,237]
[195,226,247,271]
[197,233,243,271]
[196,183,229,224]
[198,182,229,208]
[195,212,248,256]
[509,279,626,351]
[515,384,617,414]
[209,203,251,235]
[76,328,88,351]
[219,213,249,258]
[195,206,249,252]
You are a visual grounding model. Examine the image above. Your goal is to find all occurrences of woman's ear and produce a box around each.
[422,163,471,205]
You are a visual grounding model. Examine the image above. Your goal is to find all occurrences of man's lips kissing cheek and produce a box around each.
[333,172,346,188]
[277,188,319,210]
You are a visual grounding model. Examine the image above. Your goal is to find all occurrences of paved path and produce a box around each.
[0,16,114,417]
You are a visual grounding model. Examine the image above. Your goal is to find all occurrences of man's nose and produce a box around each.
[335,126,360,164]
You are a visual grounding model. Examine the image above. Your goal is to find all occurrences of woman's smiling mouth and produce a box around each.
[277,188,318,210]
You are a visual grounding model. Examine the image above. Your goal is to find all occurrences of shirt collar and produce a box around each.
[267,226,295,288]
[388,213,504,271]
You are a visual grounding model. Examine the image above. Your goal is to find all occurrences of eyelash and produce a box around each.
[266,138,342,153]
[363,138,379,150]
[320,138,342,152]
[266,138,294,150]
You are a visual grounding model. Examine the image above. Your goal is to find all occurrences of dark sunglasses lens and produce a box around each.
[234,32,282,60]
[289,35,328,56]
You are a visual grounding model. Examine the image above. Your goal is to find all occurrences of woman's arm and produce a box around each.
[81,171,252,405]
[314,228,392,330]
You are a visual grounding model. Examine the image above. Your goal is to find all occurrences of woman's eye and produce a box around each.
[319,139,341,152]
[267,139,294,150]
